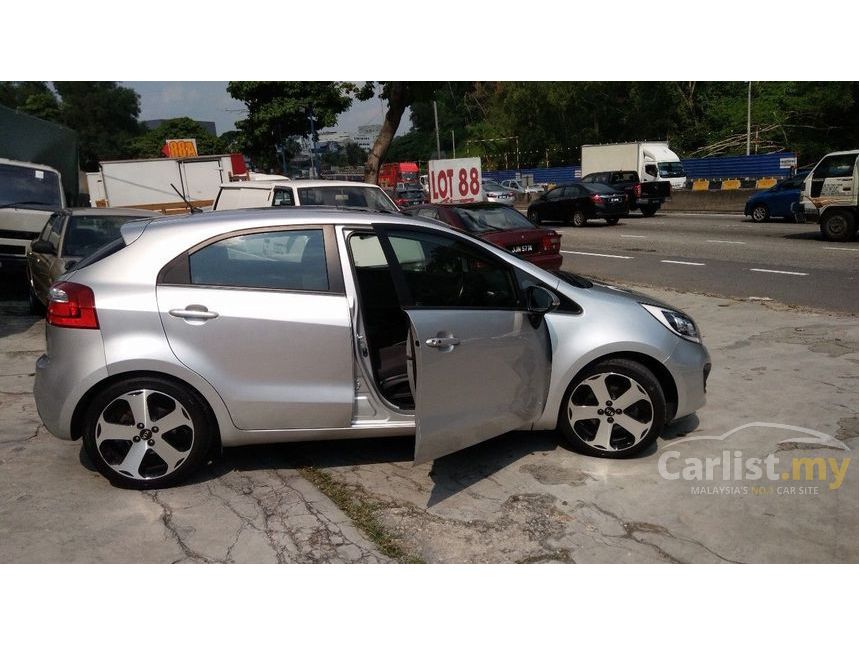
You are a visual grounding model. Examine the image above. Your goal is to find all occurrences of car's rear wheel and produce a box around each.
[571,210,586,227]
[82,377,214,489]
[639,205,659,217]
[751,204,770,222]
[605,217,619,225]
[558,359,666,458]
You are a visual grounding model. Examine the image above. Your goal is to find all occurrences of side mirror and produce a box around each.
[30,240,56,254]
[526,285,560,316]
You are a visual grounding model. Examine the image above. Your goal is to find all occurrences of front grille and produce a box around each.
[0,244,26,255]
[0,229,39,240]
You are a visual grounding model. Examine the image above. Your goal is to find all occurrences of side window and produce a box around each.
[644,164,658,178]
[272,188,295,207]
[563,185,581,198]
[385,230,520,309]
[189,229,328,291]
[47,214,65,247]
[545,187,563,200]
[813,153,857,179]
[39,213,61,242]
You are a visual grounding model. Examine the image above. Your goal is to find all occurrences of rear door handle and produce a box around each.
[169,306,219,320]
[425,336,460,349]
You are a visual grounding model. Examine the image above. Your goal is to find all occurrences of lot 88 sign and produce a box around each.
[428,157,482,204]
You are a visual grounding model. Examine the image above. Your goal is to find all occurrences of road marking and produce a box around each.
[707,239,746,244]
[824,247,859,252]
[562,251,633,259]
[749,268,808,276]
[620,234,647,238]
[661,260,706,266]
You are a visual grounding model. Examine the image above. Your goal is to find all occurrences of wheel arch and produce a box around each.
[69,370,222,456]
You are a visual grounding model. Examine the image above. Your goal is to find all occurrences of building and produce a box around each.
[353,124,382,152]
[143,119,217,137]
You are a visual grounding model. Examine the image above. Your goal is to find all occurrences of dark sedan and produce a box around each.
[744,173,808,222]
[402,201,562,270]
[527,182,628,226]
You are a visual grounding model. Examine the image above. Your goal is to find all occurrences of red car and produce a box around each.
[402,202,562,270]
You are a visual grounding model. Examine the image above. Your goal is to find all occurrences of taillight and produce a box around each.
[541,233,561,252]
[590,194,604,204]
[633,183,642,198]
[47,282,99,329]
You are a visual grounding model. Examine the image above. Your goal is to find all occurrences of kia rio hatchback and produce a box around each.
[34,209,710,489]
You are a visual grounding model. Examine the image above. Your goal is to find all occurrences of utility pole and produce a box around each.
[433,101,441,159]
[746,81,752,156]
[451,130,456,158]
[307,107,318,178]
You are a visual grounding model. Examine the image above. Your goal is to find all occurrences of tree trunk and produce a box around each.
[363,82,408,184]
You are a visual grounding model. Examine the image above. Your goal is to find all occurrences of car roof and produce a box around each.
[67,207,163,218]
[219,179,381,190]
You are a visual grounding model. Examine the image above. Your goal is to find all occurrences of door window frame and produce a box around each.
[156,224,345,295]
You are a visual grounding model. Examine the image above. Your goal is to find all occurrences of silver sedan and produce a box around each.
[34,208,710,488]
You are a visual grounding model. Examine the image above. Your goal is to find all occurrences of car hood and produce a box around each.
[746,188,772,203]
[554,272,678,310]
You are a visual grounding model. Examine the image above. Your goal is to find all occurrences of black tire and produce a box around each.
[82,376,214,489]
[571,210,586,227]
[558,358,666,459]
[820,210,851,242]
[639,205,659,217]
[750,204,770,223]
[605,217,619,226]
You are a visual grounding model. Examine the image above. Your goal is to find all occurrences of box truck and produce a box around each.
[581,142,687,190]
[87,153,248,213]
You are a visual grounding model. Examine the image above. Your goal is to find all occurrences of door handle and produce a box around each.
[169,306,219,320]
[425,336,460,349]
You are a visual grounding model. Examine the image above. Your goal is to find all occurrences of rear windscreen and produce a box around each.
[70,237,126,271]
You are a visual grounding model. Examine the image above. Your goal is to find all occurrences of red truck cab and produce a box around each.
[378,162,420,189]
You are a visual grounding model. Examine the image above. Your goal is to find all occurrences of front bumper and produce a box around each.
[664,337,711,419]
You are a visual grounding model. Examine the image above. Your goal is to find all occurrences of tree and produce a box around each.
[128,117,222,158]
[0,81,61,121]
[53,81,142,170]
[227,82,355,171]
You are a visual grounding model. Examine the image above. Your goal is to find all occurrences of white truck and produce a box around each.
[0,158,65,271]
[794,149,858,242]
[581,142,687,190]
[87,154,248,213]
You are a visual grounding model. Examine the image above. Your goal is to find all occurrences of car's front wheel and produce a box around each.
[82,376,214,489]
[605,217,619,226]
[751,204,770,222]
[559,359,666,458]
[820,209,852,242]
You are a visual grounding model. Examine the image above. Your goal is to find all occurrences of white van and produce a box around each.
[213,179,400,213]
[795,149,858,242]
[0,158,65,271]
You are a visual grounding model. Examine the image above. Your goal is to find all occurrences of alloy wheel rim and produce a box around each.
[753,207,767,221]
[567,372,654,452]
[95,389,195,480]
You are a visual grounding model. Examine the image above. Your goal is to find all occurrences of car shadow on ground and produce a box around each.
[78,414,701,505]
[782,230,827,242]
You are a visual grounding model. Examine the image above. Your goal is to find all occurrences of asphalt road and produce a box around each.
[540,211,859,314]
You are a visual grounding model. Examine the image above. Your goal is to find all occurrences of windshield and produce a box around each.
[62,216,139,257]
[454,205,535,233]
[297,185,399,213]
[657,162,685,178]
[401,171,418,183]
[0,163,63,209]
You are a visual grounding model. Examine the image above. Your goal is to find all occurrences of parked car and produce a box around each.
[402,202,562,270]
[744,173,808,222]
[501,179,545,196]
[33,208,710,489]
[481,180,516,205]
[213,179,400,213]
[26,207,156,314]
[580,170,670,216]
[527,182,628,226]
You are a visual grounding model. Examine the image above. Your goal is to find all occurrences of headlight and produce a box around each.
[641,304,700,343]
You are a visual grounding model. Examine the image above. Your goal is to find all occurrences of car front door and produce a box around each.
[810,153,858,202]
[377,226,553,463]
[156,225,354,431]
[540,187,564,220]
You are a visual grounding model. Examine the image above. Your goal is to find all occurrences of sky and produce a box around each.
[122,82,411,137]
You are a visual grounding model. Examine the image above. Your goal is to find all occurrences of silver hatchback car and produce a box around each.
[34,208,710,489]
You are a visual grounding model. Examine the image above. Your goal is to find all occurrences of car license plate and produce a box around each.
[611,197,621,203]
[510,244,533,254]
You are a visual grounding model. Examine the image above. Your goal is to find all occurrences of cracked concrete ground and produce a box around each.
[0,287,856,563]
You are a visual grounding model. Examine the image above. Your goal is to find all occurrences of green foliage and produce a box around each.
[52,82,142,170]
[226,81,355,169]
[128,117,222,158]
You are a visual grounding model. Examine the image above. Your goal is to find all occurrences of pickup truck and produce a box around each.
[580,170,670,216]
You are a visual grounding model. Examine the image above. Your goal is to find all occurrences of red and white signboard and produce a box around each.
[428,157,482,204]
